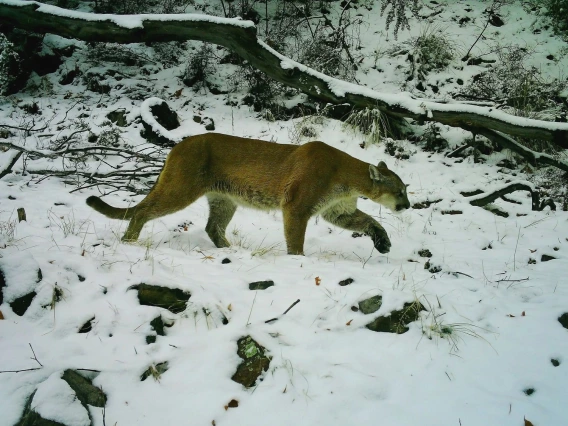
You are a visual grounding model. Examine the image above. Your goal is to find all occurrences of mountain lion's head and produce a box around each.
[369,161,410,212]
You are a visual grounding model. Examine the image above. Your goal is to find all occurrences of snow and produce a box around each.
[1,1,568,426]
[0,251,41,302]
[32,373,91,426]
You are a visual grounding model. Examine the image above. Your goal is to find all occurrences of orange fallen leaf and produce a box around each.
[227,399,238,408]
[524,416,534,426]
[0,310,4,320]
[174,88,183,98]
[522,311,526,316]
[315,276,321,286]
[227,304,232,311]
[346,319,353,326]
[529,249,537,253]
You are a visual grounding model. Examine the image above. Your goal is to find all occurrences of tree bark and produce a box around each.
[1,0,568,149]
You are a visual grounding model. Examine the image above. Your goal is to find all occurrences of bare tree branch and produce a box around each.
[465,181,556,212]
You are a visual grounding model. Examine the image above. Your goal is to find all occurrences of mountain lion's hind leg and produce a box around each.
[205,194,237,248]
[321,202,391,254]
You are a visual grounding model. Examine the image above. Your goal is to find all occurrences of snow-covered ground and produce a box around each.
[1,1,567,425]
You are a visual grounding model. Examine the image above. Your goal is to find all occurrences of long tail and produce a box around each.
[86,196,137,220]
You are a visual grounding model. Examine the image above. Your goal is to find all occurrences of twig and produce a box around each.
[452,271,473,279]
[495,277,529,283]
[29,343,43,367]
[462,1,493,60]
[0,367,42,374]
[446,143,470,158]
[514,227,521,272]
[246,291,258,326]
[0,151,22,179]
[265,299,301,323]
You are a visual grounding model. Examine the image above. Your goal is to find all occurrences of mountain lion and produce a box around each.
[87,133,410,255]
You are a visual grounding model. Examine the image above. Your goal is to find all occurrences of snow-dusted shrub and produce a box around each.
[182,44,214,89]
[237,66,280,112]
[87,43,150,66]
[299,33,356,82]
[153,42,186,68]
[0,34,20,95]
[525,0,568,39]
[343,108,386,146]
[543,0,568,38]
[389,26,456,85]
[460,46,568,121]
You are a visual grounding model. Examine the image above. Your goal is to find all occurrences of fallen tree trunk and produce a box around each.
[1,0,568,150]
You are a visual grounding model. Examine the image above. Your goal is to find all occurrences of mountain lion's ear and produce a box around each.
[369,164,385,182]
[377,161,388,169]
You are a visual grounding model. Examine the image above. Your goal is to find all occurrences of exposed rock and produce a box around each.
[417,249,432,258]
[231,336,270,388]
[358,295,383,315]
[541,254,556,262]
[32,53,63,77]
[221,258,232,264]
[424,261,442,273]
[203,117,215,131]
[489,13,504,27]
[130,284,190,314]
[366,301,426,334]
[141,361,169,381]
[551,358,560,367]
[78,317,95,333]
[150,315,166,336]
[10,291,37,316]
[61,369,107,408]
[149,101,180,130]
[523,387,535,396]
[559,313,568,329]
[59,67,80,85]
[249,280,274,290]
[338,278,354,286]
[106,109,128,127]
[225,399,239,409]
[140,100,179,147]
[85,74,111,94]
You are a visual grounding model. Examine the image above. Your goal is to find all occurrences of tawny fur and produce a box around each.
[86,133,410,255]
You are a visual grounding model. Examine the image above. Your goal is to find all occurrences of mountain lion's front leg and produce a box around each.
[321,203,391,254]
